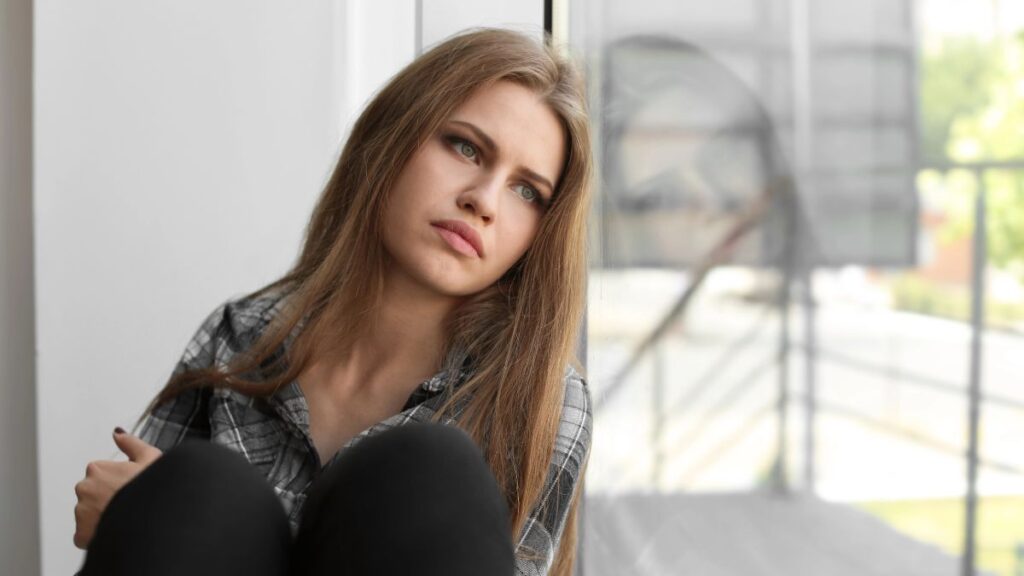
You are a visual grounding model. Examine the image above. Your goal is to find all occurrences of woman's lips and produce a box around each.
[431,220,483,258]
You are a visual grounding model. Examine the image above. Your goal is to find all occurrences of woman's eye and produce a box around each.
[452,138,478,161]
[514,183,539,203]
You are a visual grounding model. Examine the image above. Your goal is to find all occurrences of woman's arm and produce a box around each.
[73,429,162,549]
[72,300,232,550]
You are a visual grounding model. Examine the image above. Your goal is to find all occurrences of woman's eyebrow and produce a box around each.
[451,120,499,155]
[450,119,556,194]
[520,167,555,196]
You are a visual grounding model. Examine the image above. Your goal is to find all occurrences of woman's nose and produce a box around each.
[457,176,500,224]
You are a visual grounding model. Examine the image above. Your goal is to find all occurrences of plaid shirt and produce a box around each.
[135,288,592,576]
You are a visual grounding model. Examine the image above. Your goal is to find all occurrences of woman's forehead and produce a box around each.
[445,81,566,190]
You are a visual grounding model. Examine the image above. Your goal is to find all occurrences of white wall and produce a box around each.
[32,1,413,574]
[422,0,545,49]
[1,0,41,573]
[32,1,540,574]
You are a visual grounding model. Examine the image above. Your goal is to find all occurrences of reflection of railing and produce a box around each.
[630,330,1024,486]
[649,307,776,486]
[808,345,1024,413]
[592,159,1024,576]
[629,330,1024,486]
[924,160,1024,576]
[798,337,1024,476]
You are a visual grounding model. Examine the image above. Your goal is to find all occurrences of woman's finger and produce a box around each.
[111,428,162,464]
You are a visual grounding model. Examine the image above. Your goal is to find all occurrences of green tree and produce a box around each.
[921,33,1024,279]
[920,38,999,163]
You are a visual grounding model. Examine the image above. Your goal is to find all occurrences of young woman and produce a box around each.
[72,28,593,576]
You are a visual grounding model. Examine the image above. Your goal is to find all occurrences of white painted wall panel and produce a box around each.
[421,0,544,49]
[34,2,348,574]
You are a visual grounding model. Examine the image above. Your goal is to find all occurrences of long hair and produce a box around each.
[142,28,592,574]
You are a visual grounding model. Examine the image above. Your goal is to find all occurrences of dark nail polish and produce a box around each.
[114,427,126,435]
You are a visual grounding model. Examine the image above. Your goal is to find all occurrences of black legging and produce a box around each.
[79,423,515,576]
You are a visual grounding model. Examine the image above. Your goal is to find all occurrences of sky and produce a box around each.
[922,0,1024,40]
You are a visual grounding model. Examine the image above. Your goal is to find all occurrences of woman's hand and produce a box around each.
[73,428,162,550]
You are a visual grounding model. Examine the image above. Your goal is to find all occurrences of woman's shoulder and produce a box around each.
[181,284,295,369]
[219,284,294,339]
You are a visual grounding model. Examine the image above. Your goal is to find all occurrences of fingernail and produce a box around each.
[114,427,126,435]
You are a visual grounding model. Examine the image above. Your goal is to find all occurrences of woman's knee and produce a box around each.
[293,423,514,576]
[126,439,288,531]
[82,440,290,576]
[309,423,503,509]
[109,441,266,513]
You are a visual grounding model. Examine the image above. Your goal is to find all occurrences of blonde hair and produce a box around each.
[145,28,592,574]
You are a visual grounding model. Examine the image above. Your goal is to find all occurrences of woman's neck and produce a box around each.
[307,267,462,400]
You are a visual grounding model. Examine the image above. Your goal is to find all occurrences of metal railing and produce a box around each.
[591,161,1024,575]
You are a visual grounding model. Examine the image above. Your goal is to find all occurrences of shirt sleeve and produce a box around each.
[135,301,231,452]
[514,367,593,576]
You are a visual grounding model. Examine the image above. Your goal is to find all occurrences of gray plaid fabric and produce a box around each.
[136,287,592,576]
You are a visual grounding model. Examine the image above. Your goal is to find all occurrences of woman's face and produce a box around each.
[382,80,566,299]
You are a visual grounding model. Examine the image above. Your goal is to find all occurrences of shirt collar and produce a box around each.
[419,370,450,393]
